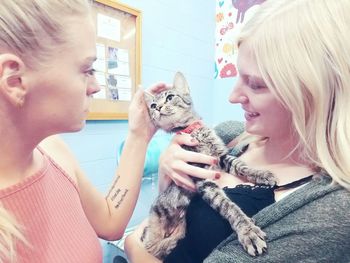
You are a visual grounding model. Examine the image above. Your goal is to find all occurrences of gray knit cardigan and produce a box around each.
[204,175,350,263]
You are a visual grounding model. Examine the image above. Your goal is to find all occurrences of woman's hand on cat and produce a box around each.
[158,134,220,192]
[128,83,170,141]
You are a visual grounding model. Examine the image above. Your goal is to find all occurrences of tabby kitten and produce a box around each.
[142,72,276,259]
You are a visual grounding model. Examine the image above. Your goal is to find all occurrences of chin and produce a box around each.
[70,119,86,132]
[245,123,263,136]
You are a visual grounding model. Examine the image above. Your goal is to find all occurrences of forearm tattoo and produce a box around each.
[106,175,129,209]
[114,189,129,209]
[106,175,120,198]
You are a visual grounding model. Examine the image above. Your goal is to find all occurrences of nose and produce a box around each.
[87,76,101,96]
[229,80,248,104]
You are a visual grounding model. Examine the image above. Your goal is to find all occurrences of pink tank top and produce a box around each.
[0,150,102,263]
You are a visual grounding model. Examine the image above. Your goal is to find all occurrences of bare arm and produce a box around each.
[41,84,171,240]
[77,85,167,240]
[124,220,162,263]
[76,131,150,240]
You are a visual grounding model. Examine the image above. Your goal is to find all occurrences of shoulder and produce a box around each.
[39,135,79,184]
[264,177,350,238]
[303,176,350,211]
[255,175,350,235]
[310,182,350,222]
[293,182,350,223]
[284,176,350,218]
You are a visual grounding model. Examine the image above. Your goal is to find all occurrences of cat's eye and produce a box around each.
[166,94,174,102]
[150,103,157,109]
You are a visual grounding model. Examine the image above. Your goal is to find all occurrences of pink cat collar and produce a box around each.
[176,121,203,134]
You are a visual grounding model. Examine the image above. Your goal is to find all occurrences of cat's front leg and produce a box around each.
[221,154,277,186]
[196,180,267,256]
[234,215,267,256]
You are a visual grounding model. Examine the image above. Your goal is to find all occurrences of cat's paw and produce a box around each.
[237,224,267,256]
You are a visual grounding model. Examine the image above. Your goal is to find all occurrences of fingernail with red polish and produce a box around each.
[215,173,221,179]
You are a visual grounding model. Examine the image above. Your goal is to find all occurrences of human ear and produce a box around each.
[0,54,26,107]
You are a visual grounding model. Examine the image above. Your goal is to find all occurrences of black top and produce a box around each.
[164,174,313,263]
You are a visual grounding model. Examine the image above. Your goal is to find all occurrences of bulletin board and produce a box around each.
[88,0,142,120]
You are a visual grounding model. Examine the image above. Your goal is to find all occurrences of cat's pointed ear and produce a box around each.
[173,72,190,94]
[143,90,154,107]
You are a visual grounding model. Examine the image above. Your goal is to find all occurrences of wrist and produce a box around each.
[128,130,154,143]
[125,132,152,147]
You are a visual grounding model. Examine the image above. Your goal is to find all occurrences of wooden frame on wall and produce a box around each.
[88,0,142,120]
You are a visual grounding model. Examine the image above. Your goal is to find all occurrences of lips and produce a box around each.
[244,111,260,120]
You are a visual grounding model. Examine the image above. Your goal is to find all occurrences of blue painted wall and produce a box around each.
[213,78,244,126]
[62,0,216,192]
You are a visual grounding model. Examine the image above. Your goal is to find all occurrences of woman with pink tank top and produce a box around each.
[0,1,176,262]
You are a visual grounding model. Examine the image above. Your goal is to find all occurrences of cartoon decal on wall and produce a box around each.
[215,0,266,79]
[232,0,266,23]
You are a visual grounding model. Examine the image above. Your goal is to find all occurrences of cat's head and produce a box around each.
[144,72,196,132]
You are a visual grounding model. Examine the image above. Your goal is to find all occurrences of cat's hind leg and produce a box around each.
[141,184,191,259]
[141,211,187,259]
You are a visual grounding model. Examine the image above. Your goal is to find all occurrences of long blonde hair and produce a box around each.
[0,0,91,261]
[237,0,350,188]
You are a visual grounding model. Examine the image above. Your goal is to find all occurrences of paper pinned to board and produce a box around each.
[97,13,121,42]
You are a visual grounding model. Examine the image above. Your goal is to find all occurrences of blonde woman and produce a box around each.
[125,0,350,262]
[0,1,165,262]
